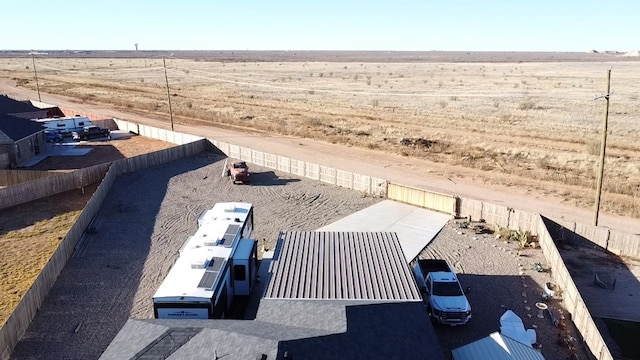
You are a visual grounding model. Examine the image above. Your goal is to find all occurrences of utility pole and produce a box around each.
[31,53,41,102]
[162,56,174,131]
[593,68,612,226]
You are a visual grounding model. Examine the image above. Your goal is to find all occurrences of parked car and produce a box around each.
[45,131,64,143]
[72,126,111,141]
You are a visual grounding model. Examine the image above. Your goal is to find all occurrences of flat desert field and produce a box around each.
[1,52,640,219]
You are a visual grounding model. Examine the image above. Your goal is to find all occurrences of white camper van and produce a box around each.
[153,202,258,319]
[33,116,93,136]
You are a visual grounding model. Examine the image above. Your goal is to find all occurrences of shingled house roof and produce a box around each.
[0,95,41,115]
[0,113,44,143]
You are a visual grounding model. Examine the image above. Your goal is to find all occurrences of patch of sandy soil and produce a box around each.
[1,80,639,234]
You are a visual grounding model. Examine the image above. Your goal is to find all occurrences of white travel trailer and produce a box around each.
[153,202,258,319]
[33,115,93,135]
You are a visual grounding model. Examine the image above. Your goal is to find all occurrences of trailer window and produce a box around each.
[78,122,85,126]
[57,123,65,127]
[234,265,246,281]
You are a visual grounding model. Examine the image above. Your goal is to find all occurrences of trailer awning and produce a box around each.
[317,200,450,263]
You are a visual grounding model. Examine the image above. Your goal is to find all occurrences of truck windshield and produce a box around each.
[432,282,463,296]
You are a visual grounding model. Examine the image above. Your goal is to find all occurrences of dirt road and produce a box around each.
[2,79,639,234]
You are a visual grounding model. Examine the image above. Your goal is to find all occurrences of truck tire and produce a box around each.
[426,305,437,325]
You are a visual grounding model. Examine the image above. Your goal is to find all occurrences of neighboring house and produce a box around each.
[0,113,46,168]
[0,94,55,120]
[101,232,445,360]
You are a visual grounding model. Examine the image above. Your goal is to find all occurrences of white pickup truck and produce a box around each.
[413,259,471,326]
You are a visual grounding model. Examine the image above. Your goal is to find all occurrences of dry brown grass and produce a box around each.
[0,212,80,321]
[2,57,640,217]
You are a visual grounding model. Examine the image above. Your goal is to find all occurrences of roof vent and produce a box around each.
[190,257,208,269]
[203,237,219,247]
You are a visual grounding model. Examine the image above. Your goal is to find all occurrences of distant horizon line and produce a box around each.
[0,49,635,53]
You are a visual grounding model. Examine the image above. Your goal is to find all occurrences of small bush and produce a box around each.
[305,118,323,127]
[499,113,512,122]
[518,100,536,110]
[585,139,601,156]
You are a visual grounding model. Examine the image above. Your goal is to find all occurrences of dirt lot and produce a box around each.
[6,153,587,360]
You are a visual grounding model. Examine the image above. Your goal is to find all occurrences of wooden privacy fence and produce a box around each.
[0,164,111,210]
[555,219,640,260]
[114,118,204,145]
[537,216,614,360]
[458,197,539,234]
[111,139,207,175]
[211,139,387,196]
[0,162,117,360]
[387,182,456,214]
[0,169,60,187]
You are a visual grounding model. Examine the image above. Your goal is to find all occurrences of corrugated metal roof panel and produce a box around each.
[452,332,546,360]
[264,231,422,301]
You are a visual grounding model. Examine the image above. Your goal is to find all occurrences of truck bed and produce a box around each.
[418,259,452,275]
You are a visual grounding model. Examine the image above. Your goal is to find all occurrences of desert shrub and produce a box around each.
[518,100,536,110]
[370,99,379,108]
[439,100,448,108]
[499,113,512,122]
[585,139,601,156]
[305,118,323,127]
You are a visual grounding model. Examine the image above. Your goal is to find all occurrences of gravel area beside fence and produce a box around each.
[8,151,587,360]
[423,221,588,360]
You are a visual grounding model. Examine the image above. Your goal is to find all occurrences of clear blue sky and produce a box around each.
[2,0,638,52]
